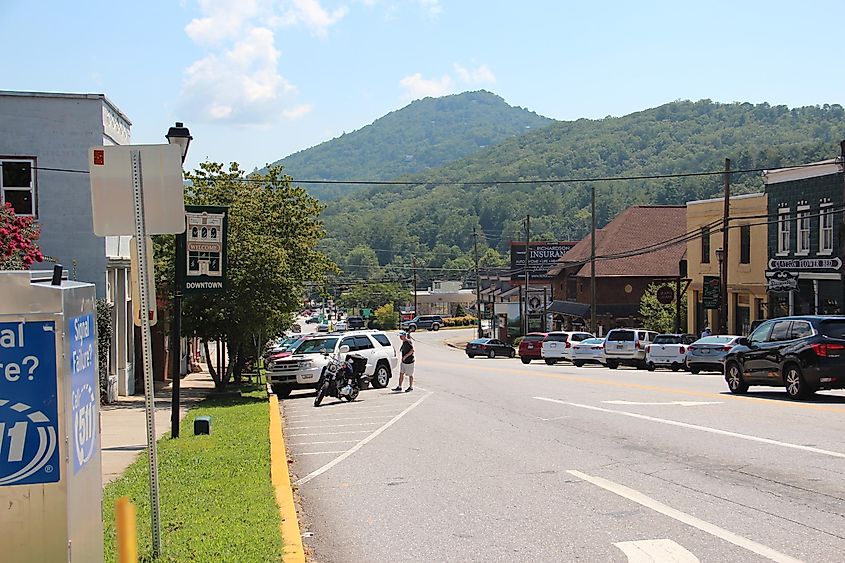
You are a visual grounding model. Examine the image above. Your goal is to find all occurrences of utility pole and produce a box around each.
[412,256,418,317]
[590,185,597,335]
[721,158,731,335]
[524,215,530,335]
[473,228,483,338]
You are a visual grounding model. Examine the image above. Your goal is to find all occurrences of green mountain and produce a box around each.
[316,99,845,281]
[270,90,553,200]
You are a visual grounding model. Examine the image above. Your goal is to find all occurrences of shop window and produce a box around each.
[777,208,790,254]
[796,206,810,255]
[701,227,710,263]
[819,204,834,254]
[740,225,750,264]
[0,158,36,216]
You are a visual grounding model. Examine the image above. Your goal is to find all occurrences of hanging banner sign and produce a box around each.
[765,270,799,292]
[177,205,229,294]
[702,275,721,309]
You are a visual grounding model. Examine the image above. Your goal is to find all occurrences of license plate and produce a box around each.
[549,343,556,348]
[616,344,623,349]
[700,349,710,355]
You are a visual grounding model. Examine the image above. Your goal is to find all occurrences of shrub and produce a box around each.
[374,303,400,330]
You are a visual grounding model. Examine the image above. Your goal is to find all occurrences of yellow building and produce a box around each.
[686,193,768,336]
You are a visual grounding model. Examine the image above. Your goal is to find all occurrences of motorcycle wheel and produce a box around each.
[345,386,359,401]
[314,385,327,407]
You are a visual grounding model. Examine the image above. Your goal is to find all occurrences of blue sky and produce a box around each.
[4,0,844,172]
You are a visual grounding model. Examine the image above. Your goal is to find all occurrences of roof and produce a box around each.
[548,205,687,278]
[0,90,131,126]
[762,158,843,185]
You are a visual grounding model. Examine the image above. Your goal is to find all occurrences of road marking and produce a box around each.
[614,539,699,562]
[603,400,723,407]
[285,407,407,418]
[568,470,802,563]
[289,440,360,446]
[535,397,845,459]
[286,430,374,437]
[298,450,348,456]
[286,422,382,430]
[285,415,394,423]
[294,391,432,486]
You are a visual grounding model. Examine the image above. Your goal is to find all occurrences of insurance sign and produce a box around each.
[0,320,60,486]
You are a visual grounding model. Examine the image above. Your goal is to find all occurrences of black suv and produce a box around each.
[347,316,366,330]
[400,315,443,332]
[723,316,845,399]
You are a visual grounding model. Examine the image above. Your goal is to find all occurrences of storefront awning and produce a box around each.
[547,300,590,317]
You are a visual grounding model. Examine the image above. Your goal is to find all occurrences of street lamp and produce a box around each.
[715,247,725,334]
[167,122,191,438]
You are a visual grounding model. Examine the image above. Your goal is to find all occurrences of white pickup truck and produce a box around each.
[267,331,398,397]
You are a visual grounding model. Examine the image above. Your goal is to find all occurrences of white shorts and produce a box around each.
[400,362,415,376]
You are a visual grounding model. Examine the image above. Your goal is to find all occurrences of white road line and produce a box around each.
[287,430,373,437]
[286,422,382,430]
[535,397,845,459]
[602,401,723,407]
[284,415,395,423]
[289,440,360,446]
[568,470,802,563]
[295,391,432,486]
[614,539,700,562]
[298,451,348,456]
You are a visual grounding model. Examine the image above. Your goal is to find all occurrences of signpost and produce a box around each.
[703,275,721,309]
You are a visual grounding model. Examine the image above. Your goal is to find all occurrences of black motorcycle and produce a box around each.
[314,347,366,407]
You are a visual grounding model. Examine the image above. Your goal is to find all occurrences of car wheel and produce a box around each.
[467,353,475,358]
[545,359,557,365]
[508,349,515,358]
[431,323,440,331]
[488,349,496,359]
[784,363,810,400]
[271,384,292,399]
[573,360,585,367]
[521,357,531,364]
[671,363,680,372]
[606,360,618,370]
[689,366,701,374]
[371,362,391,389]
[647,362,655,371]
[725,362,749,394]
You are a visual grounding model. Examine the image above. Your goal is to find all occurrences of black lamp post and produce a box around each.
[715,247,725,334]
[166,122,191,438]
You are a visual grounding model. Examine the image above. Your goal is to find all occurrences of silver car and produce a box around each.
[686,335,741,374]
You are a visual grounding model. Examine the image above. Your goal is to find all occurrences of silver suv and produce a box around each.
[603,328,659,369]
[267,330,398,397]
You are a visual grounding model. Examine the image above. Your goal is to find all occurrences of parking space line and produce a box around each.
[284,415,396,423]
[286,422,382,430]
[294,391,432,486]
[568,470,802,563]
[535,397,845,459]
[290,440,360,446]
[287,430,373,437]
[299,451,348,456]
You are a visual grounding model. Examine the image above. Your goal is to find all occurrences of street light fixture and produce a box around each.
[166,122,191,438]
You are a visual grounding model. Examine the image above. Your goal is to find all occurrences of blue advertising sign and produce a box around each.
[0,320,60,486]
[69,314,98,474]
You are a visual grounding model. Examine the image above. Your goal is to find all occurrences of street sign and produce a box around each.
[702,276,721,309]
[362,308,372,319]
[69,313,98,474]
[130,237,157,326]
[767,257,842,271]
[656,285,674,305]
[0,320,60,486]
[766,270,799,292]
[177,205,228,293]
[89,144,186,236]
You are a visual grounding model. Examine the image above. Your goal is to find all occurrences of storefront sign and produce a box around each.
[510,241,575,281]
[765,270,799,292]
[702,275,721,309]
[656,285,674,305]
[767,257,842,271]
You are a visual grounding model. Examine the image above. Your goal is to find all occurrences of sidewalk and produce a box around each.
[100,367,215,485]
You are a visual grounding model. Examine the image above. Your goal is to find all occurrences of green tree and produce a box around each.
[374,302,400,330]
[337,282,410,312]
[166,162,337,389]
[639,283,686,334]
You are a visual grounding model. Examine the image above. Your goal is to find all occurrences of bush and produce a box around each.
[514,336,524,347]
[374,303,400,330]
[443,315,477,327]
[96,299,113,403]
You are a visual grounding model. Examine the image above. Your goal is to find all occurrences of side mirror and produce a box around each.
[737,337,750,347]
[339,345,351,354]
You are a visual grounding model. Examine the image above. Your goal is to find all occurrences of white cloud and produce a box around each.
[399,73,454,101]
[418,0,442,16]
[453,63,495,85]
[283,104,314,119]
[185,0,259,45]
[275,0,348,37]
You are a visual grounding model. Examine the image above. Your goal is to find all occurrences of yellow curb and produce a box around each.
[269,394,306,562]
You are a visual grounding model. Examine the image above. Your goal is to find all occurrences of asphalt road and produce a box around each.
[279,328,845,562]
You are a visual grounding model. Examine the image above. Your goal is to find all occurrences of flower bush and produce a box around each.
[443,315,478,327]
[0,202,43,270]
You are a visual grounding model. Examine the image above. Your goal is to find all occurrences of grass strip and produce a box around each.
[103,387,283,562]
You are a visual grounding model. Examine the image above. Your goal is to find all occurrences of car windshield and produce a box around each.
[819,320,845,338]
[695,336,736,345]
[294,338,338,354]
[607,331,634,341]
[579,338,604,345]
[653,335,681,344]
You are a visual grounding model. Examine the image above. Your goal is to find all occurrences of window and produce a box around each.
[748,322,772,344]
[353,336,374,350]
[820,204,834,254]
[769,321,792,342]
[737,224,750,264]
[777,208,790,254]
[372,334,391,347]
[0,158,36,216]
[340,337,357,351]
[701,227,711,263]
[789,322,813,340]
[796,207,810,255]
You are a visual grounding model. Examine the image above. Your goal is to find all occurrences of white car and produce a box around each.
[603,328,659,369]
[267,331,398,397]
[571,338,606,367]
[540,331,594,364]
[646,333,698,371]
[334,320,348,331]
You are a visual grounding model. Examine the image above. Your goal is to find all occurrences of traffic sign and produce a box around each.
[69,314,98,474]
[177,205,228,293]
[0,320,60,486]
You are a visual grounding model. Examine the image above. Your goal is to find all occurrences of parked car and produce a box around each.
[603,328,659,369]
[401,315,443,332]
[646,333,698,371]
[334,320,348,331]
[466,338,516,359]
[685,335,742,374]
[518,332,548,364]
[267,330,398,397]
[347,316,366,330]
[723,316,845,399]
[316,322,329,332]
[306,315,320,324]
[540,331,594,364]
[571,338,606,367]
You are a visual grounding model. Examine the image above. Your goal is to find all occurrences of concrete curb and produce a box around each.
[269,394,305,562]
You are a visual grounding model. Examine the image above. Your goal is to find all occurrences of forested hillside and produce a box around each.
[317,99,845,285]
[269,90,552,199]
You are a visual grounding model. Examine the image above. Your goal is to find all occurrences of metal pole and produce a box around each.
[675,276,681,333]
[412,257,418,316]
[473,228,483,338]
[524,215,530,335]
[840,140,845,316]
[721,158,731,334]
[591,185,597,335]
[129,149,162,557]
[170,233,183,438]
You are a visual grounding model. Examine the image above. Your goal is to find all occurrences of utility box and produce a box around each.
[0,270,103,563]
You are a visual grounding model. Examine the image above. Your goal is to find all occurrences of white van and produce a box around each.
[603,328,659,369]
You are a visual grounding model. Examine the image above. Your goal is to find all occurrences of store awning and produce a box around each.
[546,300,590,317]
